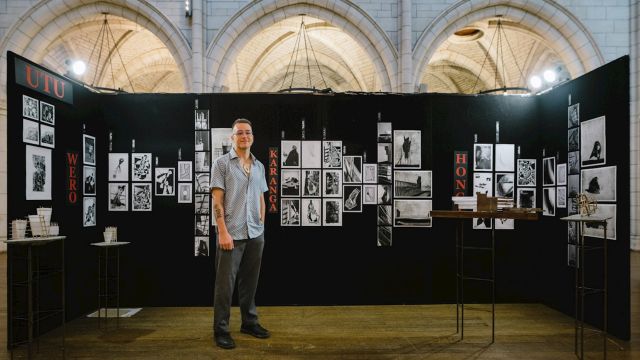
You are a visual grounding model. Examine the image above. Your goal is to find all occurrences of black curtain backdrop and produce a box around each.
[6,52,630,340]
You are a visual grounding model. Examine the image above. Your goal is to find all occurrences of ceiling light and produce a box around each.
[543,69,556,83]
[72,60,86,75]
[529,76,542,89]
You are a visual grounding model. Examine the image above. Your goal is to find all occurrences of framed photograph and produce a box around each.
[473,172,493,196]
[281,169,301,197]
[581,116,606,167]
[131,153,152,181]
[211,128,232,158]
[83,134,96,165]
[568,151,580,175]
[108,183,128,211]
[322,169,342,197]
[581,166,616,202]
[495,173,514,198]
[23,119,39,145]
[543,156,556,186]
[543,187,556,216]
[568,127,580,152]
[178,161,193,182]
[40,101,54,125]
[394,199,432,227]
[301,141,321,168]
[108,153,129,181]
[281,198,301,226]
[473,217,492,230]
[495,218,514,230]
[195,152,210,172]
[39,124,54,148]
[557,187,567,208]
[281,140,301,168]
[84,166,96,195]
[377,205,392,226]
[83,197,96,227]
[363,185,377,205]
[195,194,210,214]
[322,199,342,226]
[473,143,493,172]
[378,143,392,165]
[195,173,210,193]
[377,123,392,142]
[322,141,342,168]
[195,237,210,256]
[568,174,580,199]
[394,170,432,198]
[568,222,579,245]
[517,159,536,187]
[155,167,175,196]
[301,198,321,226]
[22,95,39,120]
[557,163,567,185]
[343,156,363,183]
[363,163,377,183]
[195,215,210,236]
[195,109,209,130]
[378,164,392,184]
[517,188,536,208]
[568,103,579,128]
[393,130,421,168]
[178,183,193,203]
[377,226,392,247]
[301,169,321,197]
[495,144,515,172]
[132,183,152,211]
[583,204,616,240]
[568,196,578,215]
[25,145,51,200]
[377,184,392,204]
[195,131,210,152]
[568,244,579,268]
[343,185,362,212]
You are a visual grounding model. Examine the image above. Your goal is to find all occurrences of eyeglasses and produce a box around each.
[233,131,253,136]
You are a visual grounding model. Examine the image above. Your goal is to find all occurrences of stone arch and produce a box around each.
[412,0,604,89]
[206,0,398,92]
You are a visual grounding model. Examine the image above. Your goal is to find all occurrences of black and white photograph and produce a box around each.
[343,185,362,212]
[39,124,54,148]
[568,197,578,215]
[581,165,616,202]
[195,215,210,236]
[568,151,580,175]
[195,131,210,152]
[301,140,321,168]
[155,167,175,196]
[363,163,377,183]
[302,169,321,197]
[495,144,515,171]
[568,174,580,199]
[195,109,209,130]
[40,101,54,125]
[108,153,129,181]
[568,222,578,245]
[23,119,39,145]
[25,145,51,200]
[583,204,616,240]
[568,244,578,267]
[568,127,580,152]
[377,205,392,225]
[131,153,152,181]
[281,140,301,168]
[568,103,579,128]
[378,143,392,165]
[557,187,567,208]
[473,172,493,196]
[473,143,493,171]
[195,237,210,257]
[581,115,606,167]
[543,156,556,186]
[195,173,210,193]
[83,197,96,227]
[378,164,392,184]
[323,140,343,168]
[377,122,392,142]
[394,199,432,227]
[281,198,300,226]
[517,188,536,208]
[178,161,193,182]
[393,130,421,168]
[83,134,96,165]
[301,198,321,226]
[281,169,301,196]
[363,185,377,205]
[517,159,536,186]
[557,163,567,185]
[377,184,392,204]
[195,151,210,172]
[377,226,392,247]
[495,173,515,198]
[323,198,342,226]
[22,94,39,120]
[343,156,363,183]
[473,217,492,230]
[394,170,432,198]
[195,194,210,214]
[211,128,232,158]
[323,169,342,197]
[543,187,556,216]
[108,182,128,211]
[132,183,152,211]
[178,183,193,203]
[495,218,514,230]
[84,165,96,195]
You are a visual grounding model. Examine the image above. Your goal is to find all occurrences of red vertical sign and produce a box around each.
[268,147,279,213]
[66,151,79,204]
[453,151,468,197]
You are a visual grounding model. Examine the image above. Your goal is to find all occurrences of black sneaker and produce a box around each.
[214,332,236,349]
[240,323,271,339]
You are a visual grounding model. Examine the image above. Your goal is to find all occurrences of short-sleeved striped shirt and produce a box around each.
[210,148,268,240]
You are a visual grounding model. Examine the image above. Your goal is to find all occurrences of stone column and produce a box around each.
[400,0,412,92]
[192,0,204,93]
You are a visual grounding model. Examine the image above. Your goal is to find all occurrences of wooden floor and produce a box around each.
[0,252,638,359]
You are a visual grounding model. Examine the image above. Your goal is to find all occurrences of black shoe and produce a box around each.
[214,332,236,349]
[240,323,271,339]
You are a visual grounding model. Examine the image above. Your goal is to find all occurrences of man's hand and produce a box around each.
[218,230,234,250]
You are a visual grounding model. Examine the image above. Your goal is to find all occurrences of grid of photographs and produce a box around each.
[22,95,56,149]
[194,108,211,256]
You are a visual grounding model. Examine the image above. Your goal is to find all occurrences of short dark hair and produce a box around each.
[231,118,252,129]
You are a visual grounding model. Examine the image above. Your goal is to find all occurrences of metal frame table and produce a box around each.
[90,241,130,329]
[431,210,538,343]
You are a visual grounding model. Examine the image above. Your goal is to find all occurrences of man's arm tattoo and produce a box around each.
[214,204,224,219]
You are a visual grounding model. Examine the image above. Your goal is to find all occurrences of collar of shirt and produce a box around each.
[229,147,256,163]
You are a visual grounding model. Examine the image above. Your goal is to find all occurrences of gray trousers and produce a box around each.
[213,233,264,334]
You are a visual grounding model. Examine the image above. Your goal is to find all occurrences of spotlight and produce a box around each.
[72,60,86,75]
[529,75,542,89]
[543,69,556,83]
[185,0,192,17]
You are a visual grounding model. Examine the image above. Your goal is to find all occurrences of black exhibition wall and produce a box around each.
[6,52,630,340]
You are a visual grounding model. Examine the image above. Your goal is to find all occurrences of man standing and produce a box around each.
[210,118,270,349]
